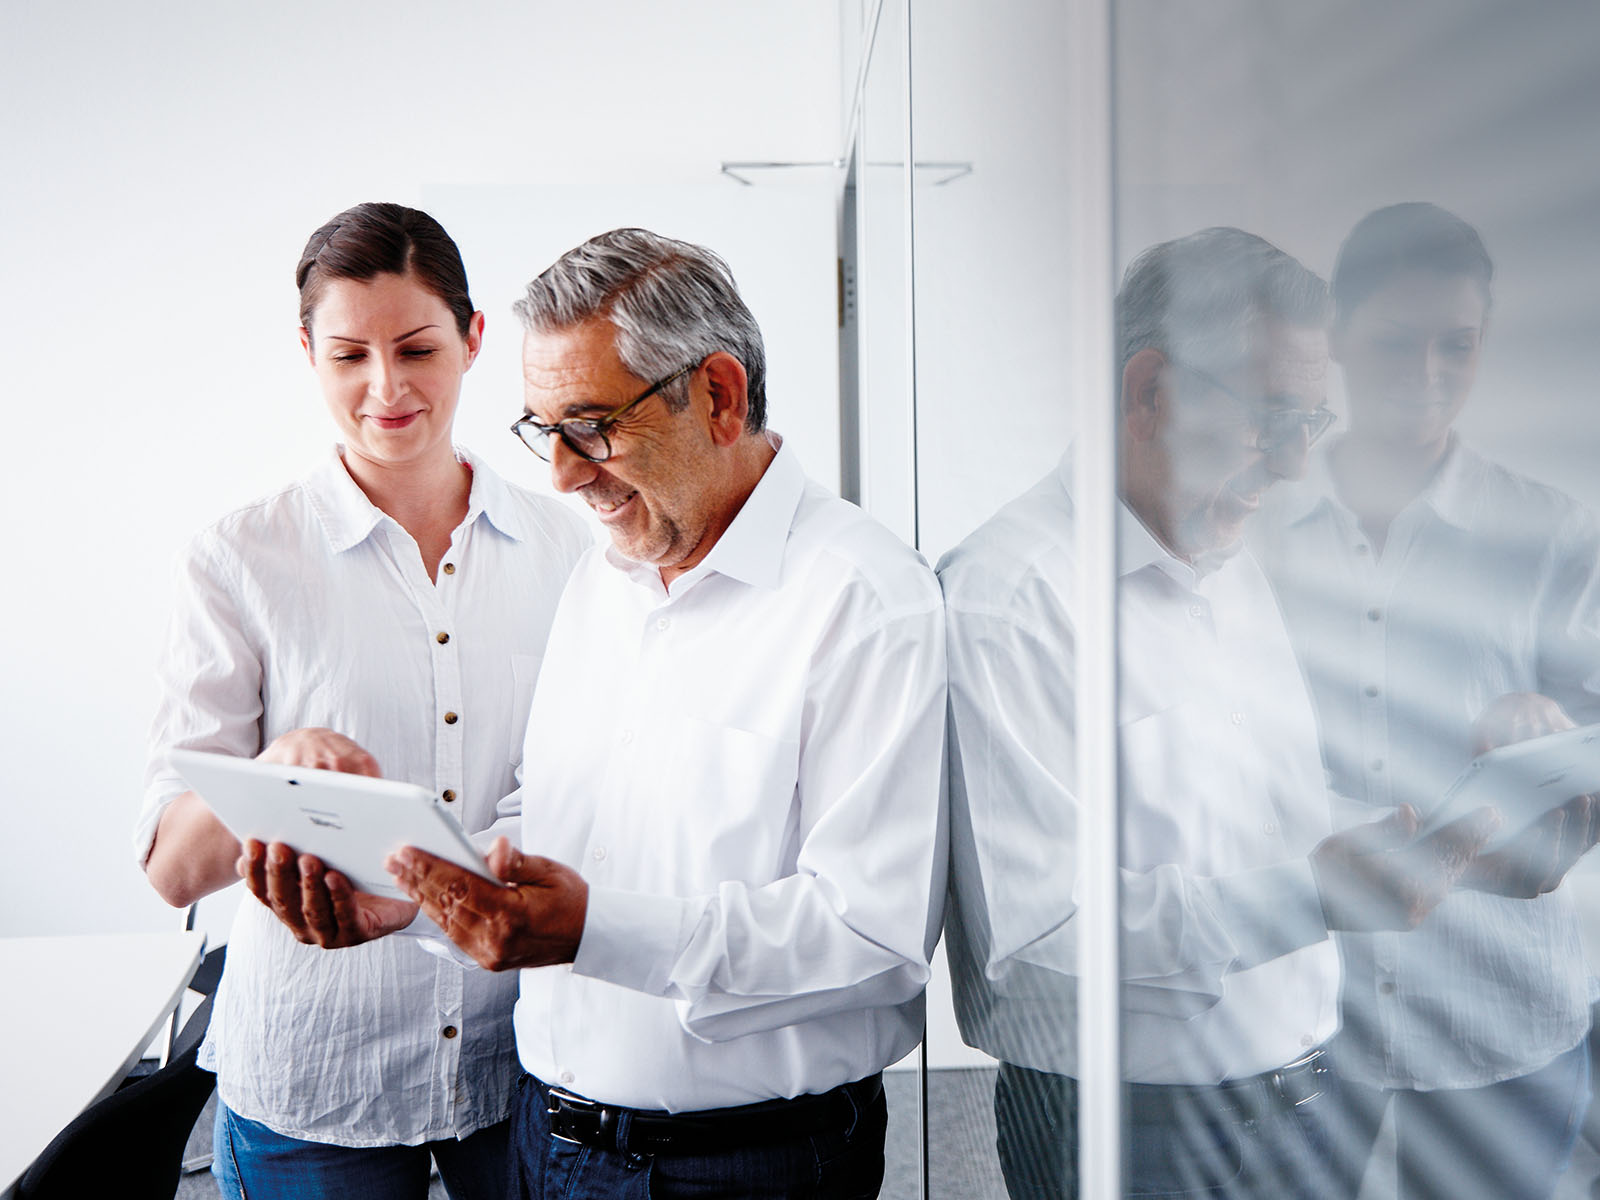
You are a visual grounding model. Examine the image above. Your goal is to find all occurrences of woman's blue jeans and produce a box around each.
[212,1103,510,1200]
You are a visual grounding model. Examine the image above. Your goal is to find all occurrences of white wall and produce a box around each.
[0,1,841,938]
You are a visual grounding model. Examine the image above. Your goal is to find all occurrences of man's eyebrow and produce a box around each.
[523,400,612,421]
[1258,391,1305,410]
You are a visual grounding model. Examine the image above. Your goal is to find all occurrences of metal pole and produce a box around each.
[1068,1,1122,1197]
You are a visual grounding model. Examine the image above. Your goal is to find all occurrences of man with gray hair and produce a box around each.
[370,228,948,1197]
[940,227,1495,1198]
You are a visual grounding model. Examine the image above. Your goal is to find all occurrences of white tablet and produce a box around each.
[170,749,500,899]
[1420,723,1600,850]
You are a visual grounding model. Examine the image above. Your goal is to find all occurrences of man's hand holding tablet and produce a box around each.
[387,839,588,972]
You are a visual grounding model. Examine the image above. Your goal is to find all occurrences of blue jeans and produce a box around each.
[212,1104,510,1200]
[1324,1038,1591,1200]
[995,1061,1347,1199]
[508,1072,887,1199]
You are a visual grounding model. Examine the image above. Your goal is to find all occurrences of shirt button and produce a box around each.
[1188,604,1205,619]
[1230,712,1245,726]
[1355,544,1370,556]
[656,616,671,631]
[442,1025,458,1039]
[592,846,607,862]
[436,631,450,645]
[1370,758,1385,772]
[444,711,459,725]
[620,729,634,745]
[559,1070,575,1085]
[1364,684,1381,698]
[441,789,456,804]
[1366,607,1383,622]
[1379,982,1396,996]
[1263,821,1279,836]
[443,563,456,575]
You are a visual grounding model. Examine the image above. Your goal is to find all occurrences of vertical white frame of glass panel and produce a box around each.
[844,2,1121,1194]
[1067,2,1122,1198]
[852,0,918,546]
[900,0,920,554]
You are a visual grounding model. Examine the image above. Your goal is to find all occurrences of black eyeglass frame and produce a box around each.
[1172,357,1337,453]
[510,360,701,464]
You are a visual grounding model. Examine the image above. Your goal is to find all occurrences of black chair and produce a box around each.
[16,944,226,1200]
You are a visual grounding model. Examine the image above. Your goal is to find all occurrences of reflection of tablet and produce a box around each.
[1421,723,1600,850]
[171,749,498,899]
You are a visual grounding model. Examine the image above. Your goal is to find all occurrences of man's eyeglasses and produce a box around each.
[1175,359,1337,453]
[511,361,700,464]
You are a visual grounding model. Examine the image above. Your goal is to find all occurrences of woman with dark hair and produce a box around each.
[1254,202,1600,1199]
[135,202,591,1198]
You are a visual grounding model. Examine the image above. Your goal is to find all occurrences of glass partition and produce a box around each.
[853,1,1600,1196]
[1109,4,1600,1197]
[905,3,1082,1197]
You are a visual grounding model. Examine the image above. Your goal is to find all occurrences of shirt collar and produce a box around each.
[1282,432,1481,534]
[457,446,535,542]
[1415,435,1481,532]
[1052,450,1210,589]
[305,448,384,553]
[1116,503,1226,588]
[603,433,801,593]
[306,444,521,554]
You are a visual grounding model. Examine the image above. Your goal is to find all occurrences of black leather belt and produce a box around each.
[1129,1049,1331,1126]
[538,1073,883,1156]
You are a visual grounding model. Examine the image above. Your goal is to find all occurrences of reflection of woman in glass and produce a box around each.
[135,203,590,1199]
[1255,202,1600,1200]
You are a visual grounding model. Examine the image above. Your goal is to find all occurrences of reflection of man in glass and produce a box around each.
[940,227,1495,1199]
[1252,203,1600,1200]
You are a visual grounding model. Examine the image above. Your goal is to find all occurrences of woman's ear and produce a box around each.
[463,311,486,368]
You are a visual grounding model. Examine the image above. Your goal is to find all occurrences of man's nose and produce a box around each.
[1264,423,1313,481]
[547,436,599,494]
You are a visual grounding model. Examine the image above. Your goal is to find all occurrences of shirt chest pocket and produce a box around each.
[1119,701,1261,874]
[645,713,802,887]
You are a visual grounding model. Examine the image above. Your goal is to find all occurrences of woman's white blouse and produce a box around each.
[136,446,591,1146]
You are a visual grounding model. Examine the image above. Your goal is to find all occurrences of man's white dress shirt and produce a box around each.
[1252,437,1600,1090]
[511,438,947,1112]
[941,458,1339,1085]
[137,447,592,1146]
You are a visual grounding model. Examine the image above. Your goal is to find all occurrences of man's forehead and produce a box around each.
[521,322,615,375]
[1248,320,1329,401]
[520,324,628,416]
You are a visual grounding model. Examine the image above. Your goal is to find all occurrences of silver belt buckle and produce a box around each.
[1274,1048,1327,1108]
[546,1085,596,1144]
